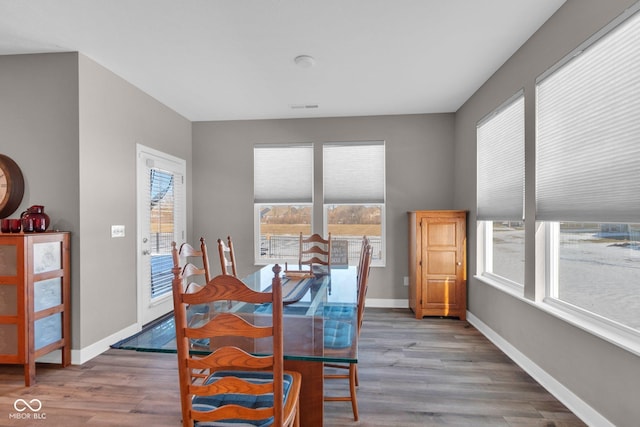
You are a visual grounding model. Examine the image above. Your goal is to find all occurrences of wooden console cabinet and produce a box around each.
[0,232,71,385]
[408,211,467,320]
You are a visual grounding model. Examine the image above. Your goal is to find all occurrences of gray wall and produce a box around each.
[454,0,640,425]
[192,114,455,301]
[0,52,81,345]
[0,52,191,352]
[77,55,192,348]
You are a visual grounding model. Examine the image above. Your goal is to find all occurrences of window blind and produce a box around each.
[536,6,640,223]
[254,144,313,203]
[323,142,385,204]
[148,168,185,299]
[476,91,525,221]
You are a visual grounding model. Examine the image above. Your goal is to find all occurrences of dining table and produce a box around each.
[114,264,359,427]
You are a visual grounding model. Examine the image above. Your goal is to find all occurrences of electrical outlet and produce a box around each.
[111,225,125,238]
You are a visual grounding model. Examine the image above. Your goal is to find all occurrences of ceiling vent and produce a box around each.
[290,104,319,110]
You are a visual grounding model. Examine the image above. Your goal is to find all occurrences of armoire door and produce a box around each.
[420,214,466,319]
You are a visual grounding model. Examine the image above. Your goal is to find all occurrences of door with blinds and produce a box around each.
[136,145,186,325]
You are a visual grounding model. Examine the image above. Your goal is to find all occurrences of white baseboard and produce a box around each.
[467,312,614,427]
[76,322,141,364]
[42,322,141,366]
[366,298,408,308]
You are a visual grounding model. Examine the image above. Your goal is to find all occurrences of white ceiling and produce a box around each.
[0,0,565,122]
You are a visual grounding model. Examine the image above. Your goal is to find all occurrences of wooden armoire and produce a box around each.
[408,210,467,320]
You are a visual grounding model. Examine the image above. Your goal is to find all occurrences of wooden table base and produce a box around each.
[284,359,323,427]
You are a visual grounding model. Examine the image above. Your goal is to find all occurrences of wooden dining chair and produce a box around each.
[217,235,238,277]
[323,241,373,421]
[171,261,301,427]
[298,232,331,271]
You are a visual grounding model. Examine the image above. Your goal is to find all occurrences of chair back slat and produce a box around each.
[182,276,272,305]
[300,255,328,266]
[185,313,273,339]
[187,347,273,371]
[190,374,274,395]
[182,262,206,278]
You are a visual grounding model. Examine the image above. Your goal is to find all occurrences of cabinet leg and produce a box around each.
[24,361,35,386]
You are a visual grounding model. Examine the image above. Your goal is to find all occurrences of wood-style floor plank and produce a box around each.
[0,308,586,426]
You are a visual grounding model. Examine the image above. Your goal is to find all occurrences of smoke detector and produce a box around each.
[294,55,316,68]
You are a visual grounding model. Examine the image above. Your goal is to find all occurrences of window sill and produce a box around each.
[474,273,524,299]
[540,298,640,358]
[474,275,640,358]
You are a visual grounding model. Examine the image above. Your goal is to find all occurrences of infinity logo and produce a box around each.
[13,399,43,412]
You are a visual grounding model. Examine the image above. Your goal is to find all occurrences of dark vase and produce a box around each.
[21,205,50,233]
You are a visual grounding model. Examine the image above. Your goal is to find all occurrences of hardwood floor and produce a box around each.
[0,308,586,426]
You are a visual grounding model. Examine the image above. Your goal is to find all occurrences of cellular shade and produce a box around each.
[536,7,640,223]
[477,92,525,221]
[254,144,313,203]
[323,142,385,204]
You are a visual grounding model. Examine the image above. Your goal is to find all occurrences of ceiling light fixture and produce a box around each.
[294,55,316,68]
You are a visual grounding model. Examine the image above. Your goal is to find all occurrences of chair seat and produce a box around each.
[192,371,294,427]
[324,319,353,349]
[322,303,356,319]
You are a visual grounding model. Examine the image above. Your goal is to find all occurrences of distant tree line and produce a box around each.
[262,205,380,225]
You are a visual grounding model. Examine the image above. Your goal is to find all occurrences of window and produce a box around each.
[487,220,525,285]
[254,144,313,263]
[323,142,385,266]
[253,141,386,266]
[536,4,640,332]
[546,222,640,331]
[476,91,525,287]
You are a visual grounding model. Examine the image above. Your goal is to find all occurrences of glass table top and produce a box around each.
[112,264,359,363]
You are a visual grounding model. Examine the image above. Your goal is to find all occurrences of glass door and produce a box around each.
[136,145,186,325]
